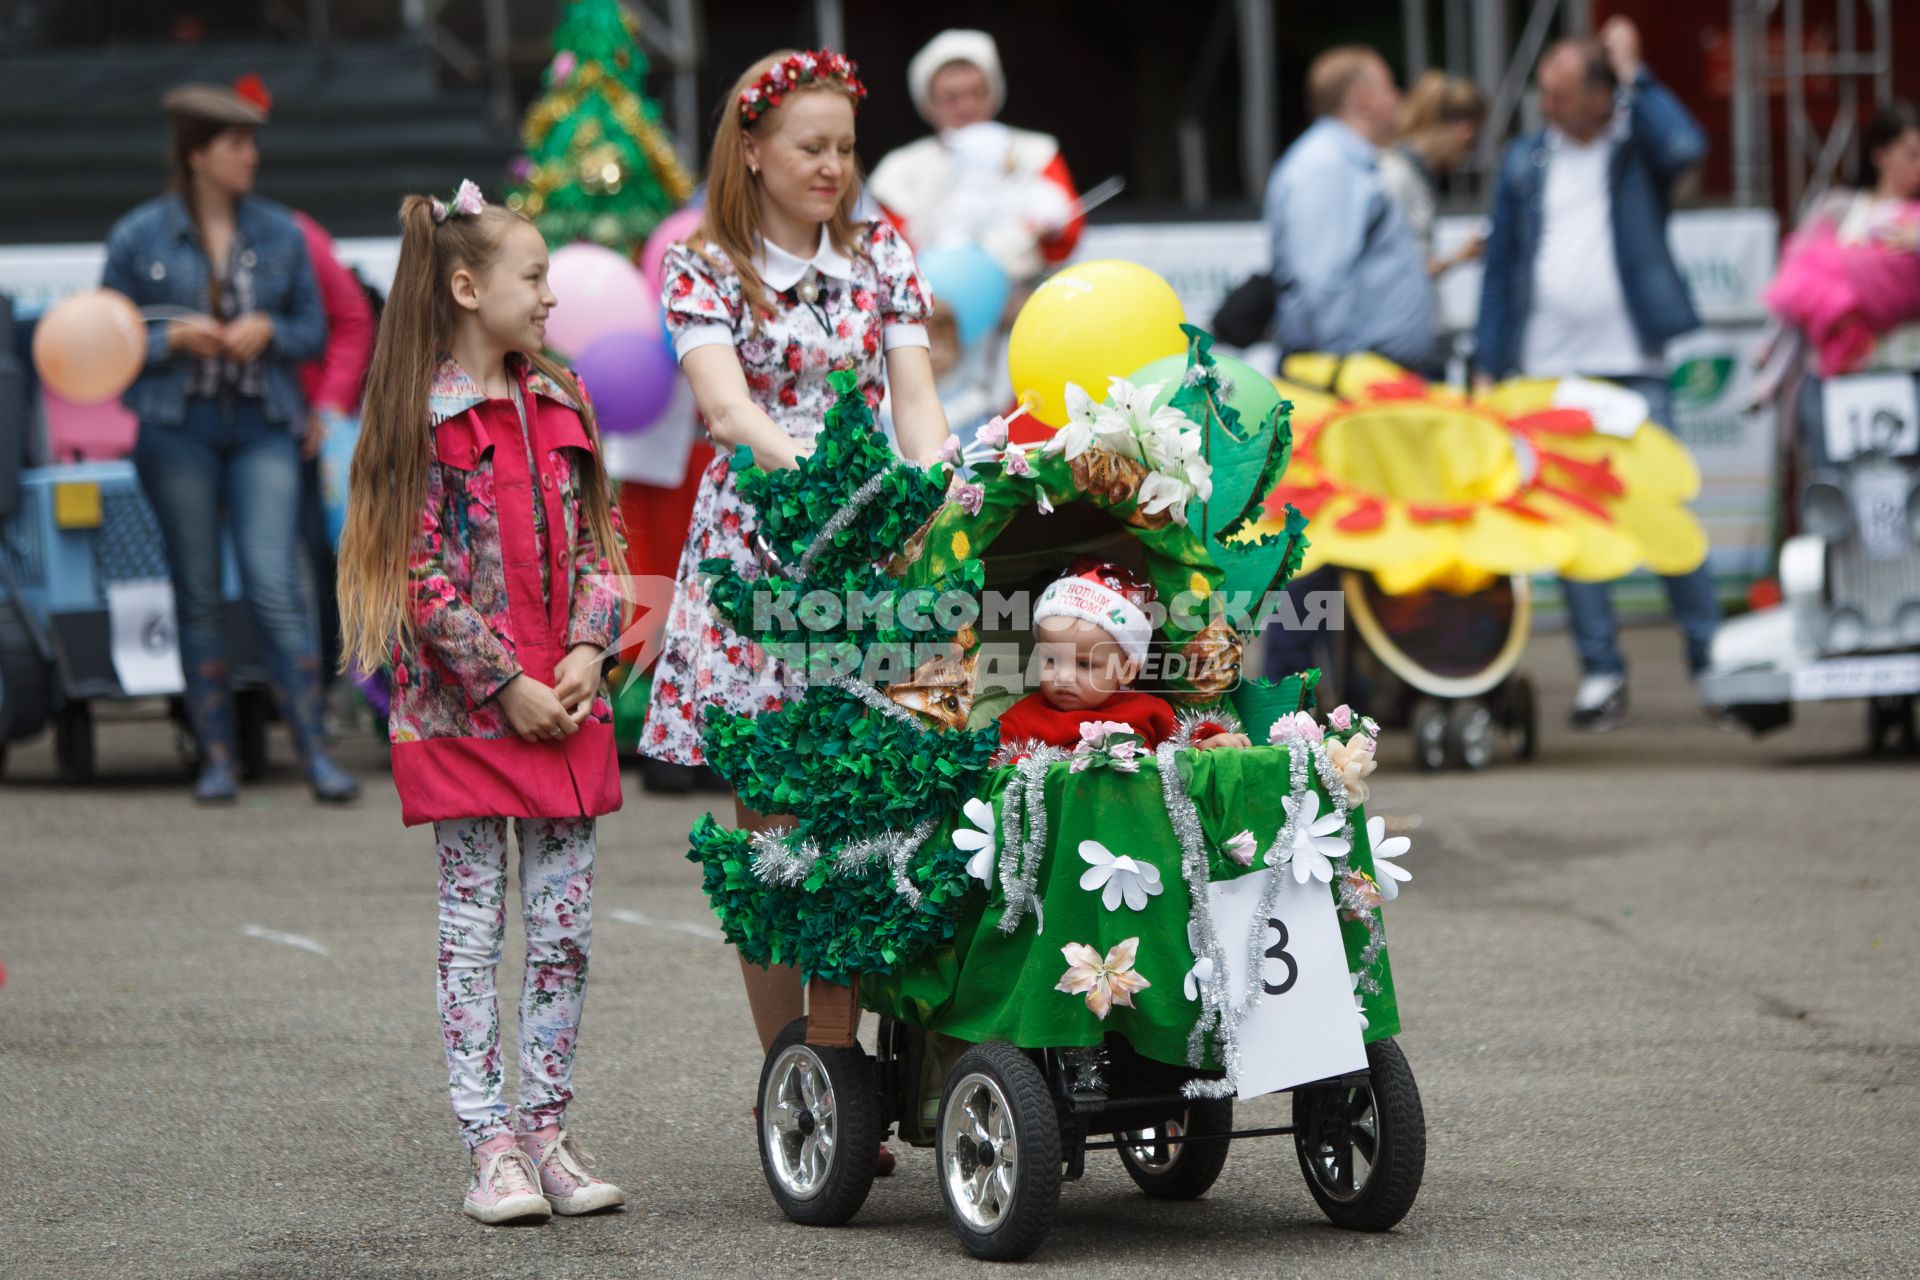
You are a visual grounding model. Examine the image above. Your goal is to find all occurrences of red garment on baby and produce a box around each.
[995,689,1178,750]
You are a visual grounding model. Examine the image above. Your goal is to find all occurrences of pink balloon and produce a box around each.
[641,207,706,297]
[543,243,658,359]
[42,388,138,461]
[33,289,145,403]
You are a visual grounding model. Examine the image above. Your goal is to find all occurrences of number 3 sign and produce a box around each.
[1204,869,1368,1099]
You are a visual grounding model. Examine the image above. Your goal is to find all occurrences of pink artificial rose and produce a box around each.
[1328,703,1353,731]
[977,416,1010,449]
[937,435,962,464]
[954,483,985,517]
[1004,448,1032,477]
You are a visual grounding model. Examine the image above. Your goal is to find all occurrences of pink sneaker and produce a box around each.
[518,1128,626,1215]
[462,1140,552,1225]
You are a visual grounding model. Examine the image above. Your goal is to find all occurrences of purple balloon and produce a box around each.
[574,329,678,437]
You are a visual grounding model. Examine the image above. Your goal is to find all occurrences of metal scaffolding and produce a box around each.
[1729,0,1895,213]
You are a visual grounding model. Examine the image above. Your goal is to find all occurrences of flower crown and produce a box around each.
[431,179,486,225]
[737,50,867,128]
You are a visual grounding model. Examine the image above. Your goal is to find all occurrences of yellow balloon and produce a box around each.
[1006,260,1185,426]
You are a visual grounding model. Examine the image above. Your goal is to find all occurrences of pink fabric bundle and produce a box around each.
[1764,204,1920,375]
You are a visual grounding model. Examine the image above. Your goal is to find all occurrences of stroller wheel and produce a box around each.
[757,1016,882,1227]
[1443,701,1495,770]
[1117,1097,1233,1200]
[1410,700,1449,772]
[1507,675,1539,761]
[936,1041,1060,1261]
[1293,1036,1426,1231]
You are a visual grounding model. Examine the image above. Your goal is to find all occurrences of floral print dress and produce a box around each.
[642,220,932,766]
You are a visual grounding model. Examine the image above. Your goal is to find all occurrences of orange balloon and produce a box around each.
[33,289,146,404]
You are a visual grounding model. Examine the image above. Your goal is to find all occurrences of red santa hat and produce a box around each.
[1033,559,1156,665]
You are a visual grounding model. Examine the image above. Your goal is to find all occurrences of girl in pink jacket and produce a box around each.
[337,182,628,1225]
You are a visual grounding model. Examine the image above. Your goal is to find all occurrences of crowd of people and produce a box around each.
[69,20,1920,1227]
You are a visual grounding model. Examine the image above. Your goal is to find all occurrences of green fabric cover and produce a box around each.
[861,744,1400,1067]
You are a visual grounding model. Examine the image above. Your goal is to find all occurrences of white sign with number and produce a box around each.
[1822,374,1920,462]
[105,578,184,696]
[1205,869,1367,1100]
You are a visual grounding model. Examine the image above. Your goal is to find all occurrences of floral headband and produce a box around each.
[737,50,867,128]
[431,179,487,225]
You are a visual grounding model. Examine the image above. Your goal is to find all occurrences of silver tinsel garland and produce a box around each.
[824,674,932,735]
[1156,740,1239,1099]
[992,747,1064,933]
[1170,705,1245,750]
[795,461,901,578]
[749,817,938,909]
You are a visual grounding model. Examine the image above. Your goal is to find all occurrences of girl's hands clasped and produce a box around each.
[498,673,579,742]
[552,643,605,727]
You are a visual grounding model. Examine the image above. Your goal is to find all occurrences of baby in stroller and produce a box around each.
[996,559,1251,753]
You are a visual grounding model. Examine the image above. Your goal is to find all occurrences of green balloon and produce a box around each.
[1128,351,1282,428]
[1124,350,1287,539]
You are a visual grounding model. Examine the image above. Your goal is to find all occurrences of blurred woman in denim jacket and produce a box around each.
[101,80,356,804]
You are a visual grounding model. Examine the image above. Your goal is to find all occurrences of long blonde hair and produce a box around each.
[694,50,867,330]
[337,196,625,676]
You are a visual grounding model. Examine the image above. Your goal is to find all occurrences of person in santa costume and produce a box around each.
[997,561,1250,753]
[867,29,1084,289]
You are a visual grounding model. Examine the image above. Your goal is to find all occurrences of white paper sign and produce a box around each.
[1552,374,1650,436]
[1206,869,1367,1100]
[1822,374,1920,462]
[106,578,185,696]
[1790,654,1920,701]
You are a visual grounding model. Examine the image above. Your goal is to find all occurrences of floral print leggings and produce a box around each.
[434,816,595,1148]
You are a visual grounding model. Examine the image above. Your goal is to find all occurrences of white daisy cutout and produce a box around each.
[1078,841,1165,912]
[953,798,997,890]
[1364,815,1411,900]
[1271,790,1349,884]
[1350,971,1370,1030]
[1181,919,1215,1002]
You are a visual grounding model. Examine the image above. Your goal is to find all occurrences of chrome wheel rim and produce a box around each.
[764,1044,837,1199]
[1122,1115,1189,1172]
[1303,1083,1378,1203]
[942,1071,1020,1231]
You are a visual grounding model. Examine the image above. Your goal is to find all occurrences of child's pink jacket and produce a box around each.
[388,355,626,826]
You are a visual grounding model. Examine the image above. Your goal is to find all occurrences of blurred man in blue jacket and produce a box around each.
[1475,16,1718,730]
[1265,46,1435,372]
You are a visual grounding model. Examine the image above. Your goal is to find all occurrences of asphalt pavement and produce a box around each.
[3,625,1916,1278]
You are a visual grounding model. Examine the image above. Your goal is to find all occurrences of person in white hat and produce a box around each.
[867,29,1084,287]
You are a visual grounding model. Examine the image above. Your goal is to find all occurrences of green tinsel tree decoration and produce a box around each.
[689,371,1001,983]
[509,0,694,253]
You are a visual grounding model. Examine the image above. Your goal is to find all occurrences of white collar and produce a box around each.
[756,228,855,291]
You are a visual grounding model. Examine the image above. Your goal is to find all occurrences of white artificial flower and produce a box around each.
[953,797,998,889]
[1364,815,1411,901]
[1136,470,1195,524]
[1077,840,1165,912]
[1271,790,1349,884]
[1042,382,1104,461]
[1350,971,1370,1030]
[1182,919,1215,1002]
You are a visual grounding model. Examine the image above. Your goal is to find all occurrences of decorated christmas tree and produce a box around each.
[689,370,1002,983]
[508,0,695,253]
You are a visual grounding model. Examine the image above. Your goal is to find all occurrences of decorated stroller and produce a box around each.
[688,334,1423,1261]
[1249,353,1711,769]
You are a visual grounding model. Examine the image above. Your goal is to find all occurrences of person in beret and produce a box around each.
[102,78,355,804]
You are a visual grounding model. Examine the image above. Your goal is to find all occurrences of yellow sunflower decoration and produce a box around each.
[1245,353,1709,596]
